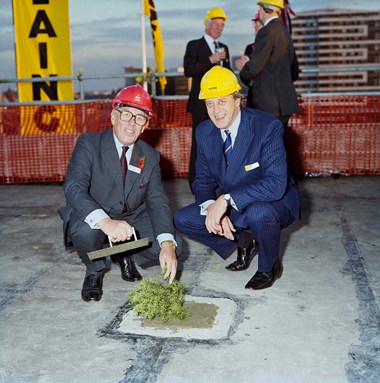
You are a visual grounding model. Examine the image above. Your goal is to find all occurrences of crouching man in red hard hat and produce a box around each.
[59,85,180,302]
[174,67,300,290]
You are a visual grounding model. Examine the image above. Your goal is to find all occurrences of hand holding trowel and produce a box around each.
[87,227,148,260]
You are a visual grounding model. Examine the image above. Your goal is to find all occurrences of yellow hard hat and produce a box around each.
[199,66,241,100]
[204,7,228,25]
[257,0,284,10]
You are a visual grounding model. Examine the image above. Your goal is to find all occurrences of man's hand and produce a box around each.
[96,217,134,242]
[209,50,226,64]
[159,241,178,284]
[219,215,236,240]
[205,195,235,240]
[235,55,249,71]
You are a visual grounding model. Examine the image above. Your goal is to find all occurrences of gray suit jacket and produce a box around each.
[240,18,299,118]
[59,130,175,247]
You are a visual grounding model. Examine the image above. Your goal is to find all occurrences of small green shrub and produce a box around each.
[127,277,188,323]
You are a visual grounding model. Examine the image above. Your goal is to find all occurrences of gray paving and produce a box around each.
[1,176,379,383]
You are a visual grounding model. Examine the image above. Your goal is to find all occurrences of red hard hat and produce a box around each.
[251,11,260,22]
[112,85,153,116]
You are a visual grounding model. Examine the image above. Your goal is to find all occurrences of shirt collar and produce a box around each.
[264,16,278,26]
[220,111,241,146]
[113,133,134,160]
[204,34,217,52]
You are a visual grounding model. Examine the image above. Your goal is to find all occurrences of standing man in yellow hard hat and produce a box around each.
[235,0,299,128]
[174,67,300,291]
[184,7,231,193]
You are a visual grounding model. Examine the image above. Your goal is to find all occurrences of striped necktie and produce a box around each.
[223,130,232,166]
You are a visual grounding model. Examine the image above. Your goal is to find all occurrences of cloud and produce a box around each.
[1,0,379,92]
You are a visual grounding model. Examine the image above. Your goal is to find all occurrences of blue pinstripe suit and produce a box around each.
[174,107,301,272]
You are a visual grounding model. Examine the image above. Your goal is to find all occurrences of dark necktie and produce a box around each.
[223,130,232,166]
[121,146,128,185]
[120,146,128,213]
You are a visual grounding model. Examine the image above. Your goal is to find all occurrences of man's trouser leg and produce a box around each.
[68,212,108,274]
[238,201,294,272]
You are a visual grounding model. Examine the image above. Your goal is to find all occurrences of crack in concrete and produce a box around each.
[0,267,52,310]
[331,181,380,382]
[0,251,72,311]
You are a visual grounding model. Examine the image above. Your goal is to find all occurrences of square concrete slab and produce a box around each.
[118,295,237,340]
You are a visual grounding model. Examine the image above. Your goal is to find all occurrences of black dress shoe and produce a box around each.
[225,240,259,271]
[245,258,283,290]
[81,272,104,302]
[111,254,142,282]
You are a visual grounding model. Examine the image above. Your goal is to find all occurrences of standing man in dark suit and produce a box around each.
[235,0,299,128]
[59,85,179,302]
[174,67,300,290]
[241,11,263,108]
[184,7,231,192]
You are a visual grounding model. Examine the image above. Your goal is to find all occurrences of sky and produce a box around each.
[0,0,378,92]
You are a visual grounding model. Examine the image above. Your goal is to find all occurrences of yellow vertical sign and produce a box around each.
[13,0,74,102]
[144,0,167,93]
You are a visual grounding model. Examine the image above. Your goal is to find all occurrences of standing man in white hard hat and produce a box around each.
[235,0,299,128]
[174,67,300,291]
[184,7,231,193]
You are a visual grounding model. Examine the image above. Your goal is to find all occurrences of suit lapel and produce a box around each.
[206,126,226,181]
[101,131,124,192]
[125,142,143,197]
[225,110,253,178]
[201,36,213,55]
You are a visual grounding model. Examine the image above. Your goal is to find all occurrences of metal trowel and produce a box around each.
[87,228,148,260]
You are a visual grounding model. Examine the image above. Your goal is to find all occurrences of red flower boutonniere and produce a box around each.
[138,157,146,170]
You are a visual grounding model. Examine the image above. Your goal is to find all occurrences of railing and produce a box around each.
[2,65,380,101]
[1,66,379,184]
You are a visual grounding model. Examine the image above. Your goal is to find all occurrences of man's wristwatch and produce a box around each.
[224,193,232,206]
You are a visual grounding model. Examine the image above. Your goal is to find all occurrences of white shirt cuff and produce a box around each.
[85,209,109,229]
[199,200,215,216]
[157,233,177,247]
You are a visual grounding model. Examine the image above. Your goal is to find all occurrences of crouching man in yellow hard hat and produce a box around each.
[174,66,300,290]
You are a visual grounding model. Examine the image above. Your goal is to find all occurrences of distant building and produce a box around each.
[292,8,380,93]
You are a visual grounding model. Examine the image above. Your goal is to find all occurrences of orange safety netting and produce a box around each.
[0,96,379,184]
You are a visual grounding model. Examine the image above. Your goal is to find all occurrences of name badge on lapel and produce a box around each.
[245,162,260,171]
[129,165,141,174]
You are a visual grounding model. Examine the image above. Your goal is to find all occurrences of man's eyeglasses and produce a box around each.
[115,109,149,126]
